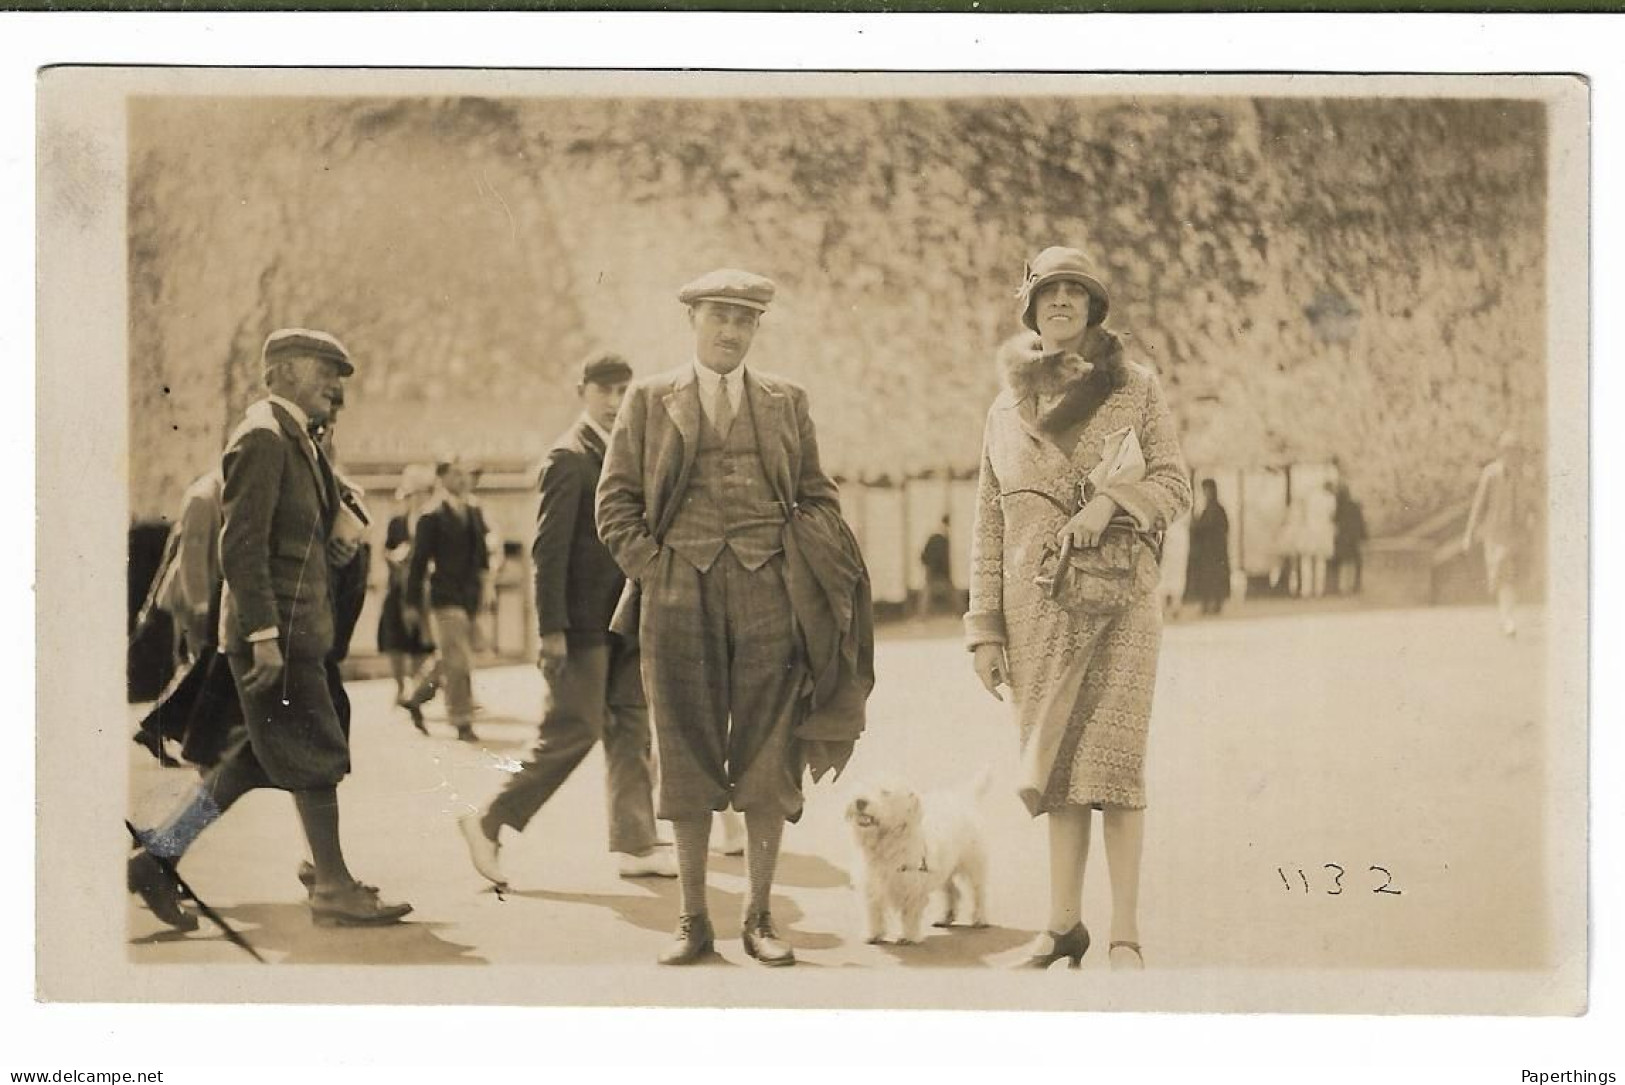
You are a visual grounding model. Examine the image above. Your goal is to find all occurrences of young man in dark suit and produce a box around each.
[128,329,411,929]
[458,353,675,886]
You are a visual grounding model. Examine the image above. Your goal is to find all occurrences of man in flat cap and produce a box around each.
[597,270,872,967]
[127,328,412,929]
[457,352,676,887]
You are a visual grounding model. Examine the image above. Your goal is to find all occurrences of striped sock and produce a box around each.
[670,816,710,917]
[743,811,784,918]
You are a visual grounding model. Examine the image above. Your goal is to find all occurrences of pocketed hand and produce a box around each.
[639,545,665,580]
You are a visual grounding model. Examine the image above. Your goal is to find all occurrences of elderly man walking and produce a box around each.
[127,329,411,929]
[597,269,873,967]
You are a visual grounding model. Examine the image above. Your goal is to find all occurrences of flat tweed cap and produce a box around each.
[579,351,635,385]
[263,328,354,376]
[677,268,776,312]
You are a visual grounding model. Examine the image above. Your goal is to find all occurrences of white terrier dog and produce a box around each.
[843,773,990,944]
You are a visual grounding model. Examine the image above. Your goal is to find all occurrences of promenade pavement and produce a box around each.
[128,603,1549,975]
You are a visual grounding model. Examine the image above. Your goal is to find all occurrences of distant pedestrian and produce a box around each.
[403,459,490,742]
[1464,430,1528,637]
[468,466,506,650]
[1187,479,1231,616]
[918,515,956,616]
[132,466,224,767]
[1158,511,1190,619]
[377,464,437,725]
[1330,483,1368,595]
[1300,481,1337,599]
[153,467,224,668]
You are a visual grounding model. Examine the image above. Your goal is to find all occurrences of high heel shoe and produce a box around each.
[1018,922,1090,969]
[1108,940,1145,971]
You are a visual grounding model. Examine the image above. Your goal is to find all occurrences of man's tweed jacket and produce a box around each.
[595,364,870,775]
[217,399,338,660]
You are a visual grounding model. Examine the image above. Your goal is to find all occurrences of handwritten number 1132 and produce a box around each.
[1277,865,1403,896]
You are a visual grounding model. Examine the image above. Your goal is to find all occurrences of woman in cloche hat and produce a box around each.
[376,463,438,726]
[964,246,1192,971]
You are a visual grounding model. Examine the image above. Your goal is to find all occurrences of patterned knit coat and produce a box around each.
[965,331,1191,814]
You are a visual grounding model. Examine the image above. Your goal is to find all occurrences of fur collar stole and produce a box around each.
[996,325,1127,436]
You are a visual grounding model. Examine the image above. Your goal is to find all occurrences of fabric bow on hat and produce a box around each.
[1014,260,1037,300]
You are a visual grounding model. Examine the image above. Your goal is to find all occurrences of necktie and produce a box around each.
[715,373,736,435]
[306,423,339,514]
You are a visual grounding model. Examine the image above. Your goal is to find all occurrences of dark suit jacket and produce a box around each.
[533,418,625,643]
[596,364,840,636]
[145,540,370,768]
[407,499,490,614]
[218,400,338,660]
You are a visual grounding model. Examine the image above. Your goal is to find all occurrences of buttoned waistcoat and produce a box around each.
[595,364,840,637]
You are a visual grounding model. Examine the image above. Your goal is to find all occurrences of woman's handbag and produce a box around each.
[1008,487,1162,616]
[1036,521,1161,615]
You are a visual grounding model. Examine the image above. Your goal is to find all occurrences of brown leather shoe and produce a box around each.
[310,880,413,927]
[657,913,716,966]
[298,862,376,898]
[741,911,796,967]
[127,849,198,932]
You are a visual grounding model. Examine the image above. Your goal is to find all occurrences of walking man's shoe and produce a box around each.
[299,861,378,898]
[458,813,508,889]
[127,849,199,932]
[397,699,429,735]
[309,880,413,927]
[617,847,679,878]
[742,911,796,967]
[658,913,716,965]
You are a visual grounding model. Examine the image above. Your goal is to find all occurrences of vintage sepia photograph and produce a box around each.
[35,66,1588,1015]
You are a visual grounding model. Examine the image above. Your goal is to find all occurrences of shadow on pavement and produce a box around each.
[509,883,683,935]
[168,902,487,965]
[510,884,844,951]
[772,850,851,890]
[872,924,1035,968]
[128,926,198,948]
[462,714,533,730]
[460,732,538,752]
